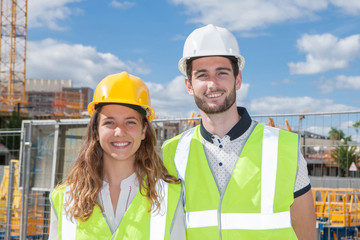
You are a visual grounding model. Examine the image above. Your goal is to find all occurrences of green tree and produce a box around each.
[329,128,356,176]
[329,127,344,140]
[328,127,351,141]
[354,120,360,133]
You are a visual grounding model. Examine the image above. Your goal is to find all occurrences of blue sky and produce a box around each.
[26,0,360,118]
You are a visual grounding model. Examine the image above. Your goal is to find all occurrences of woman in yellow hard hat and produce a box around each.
[49,72,184,239]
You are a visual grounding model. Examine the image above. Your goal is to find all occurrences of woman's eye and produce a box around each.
[104,121,114,125]
[127,121,137,125]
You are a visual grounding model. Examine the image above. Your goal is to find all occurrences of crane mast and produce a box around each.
[0,0,28,116]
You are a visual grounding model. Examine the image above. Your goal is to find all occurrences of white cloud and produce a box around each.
[171,0,360,33]
[28,0,83,30]
[237,83,249,105]
[340,120,355,129]
[289,34,360,74]
[335,75,360,89]
[318,75,360,94]
[109,1,136,10]
[146,76,197,117]
[146,77,250,117]
[26,39,151,87]
[26,38,250,118]
[329,0,360,15]
[249,96,358,114]
[306,125,331,137]
[172,34,186,41]
[171,0,328,31]
[270,78,295,86]
[170,0,360,33]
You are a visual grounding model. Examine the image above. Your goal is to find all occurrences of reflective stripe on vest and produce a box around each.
[62,181,169,239]
[174,127,195,181]
[62,186,76,240]
[150,180,168,239]
[185,210,291,230]
[174,125,291,230]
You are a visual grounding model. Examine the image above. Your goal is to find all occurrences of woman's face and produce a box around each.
[97,104,147,165]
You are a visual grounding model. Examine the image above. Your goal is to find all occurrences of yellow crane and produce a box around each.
[298,107,310,133]
[0,0,28,116]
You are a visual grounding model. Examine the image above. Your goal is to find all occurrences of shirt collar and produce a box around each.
[200,107,252,142]
[102,172,138,189]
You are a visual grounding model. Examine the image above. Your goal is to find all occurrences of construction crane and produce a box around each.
[298,107,310,133]
[0,0,28,116]
[285,119,292,132]
[298,108,310,156]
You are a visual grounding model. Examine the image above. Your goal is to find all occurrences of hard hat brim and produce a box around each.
[178,54,245,76]
[87,100,155,122]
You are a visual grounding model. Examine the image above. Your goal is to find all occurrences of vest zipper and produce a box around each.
[204,139,224,240]
[216,123,257,240]
[218,195,224,240]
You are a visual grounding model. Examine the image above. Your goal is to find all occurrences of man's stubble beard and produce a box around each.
[193,86,236,114]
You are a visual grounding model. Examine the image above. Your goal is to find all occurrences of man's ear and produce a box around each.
[235,71,242,90]
[185,77,194,96]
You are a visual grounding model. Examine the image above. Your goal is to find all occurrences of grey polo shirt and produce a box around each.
[200,107,311,197]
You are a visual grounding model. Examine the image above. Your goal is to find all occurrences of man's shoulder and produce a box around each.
[162,132,182,151]
[259,123,299,138]
[162,127,197,150]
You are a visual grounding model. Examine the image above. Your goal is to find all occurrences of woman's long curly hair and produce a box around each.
[63,105,180,221]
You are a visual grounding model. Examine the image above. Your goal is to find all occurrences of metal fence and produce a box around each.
[0,110,359,239]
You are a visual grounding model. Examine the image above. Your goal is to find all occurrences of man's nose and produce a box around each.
[207,76,218,90]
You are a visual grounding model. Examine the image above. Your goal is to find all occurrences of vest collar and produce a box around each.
[200,107,252,142]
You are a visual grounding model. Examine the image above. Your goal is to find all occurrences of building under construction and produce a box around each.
[26,79,93,119]
[0,0,92,120]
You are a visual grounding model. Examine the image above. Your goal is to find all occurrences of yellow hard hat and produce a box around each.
[88,72,155,122]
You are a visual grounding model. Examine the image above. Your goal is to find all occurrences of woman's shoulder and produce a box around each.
[50,183,67,199]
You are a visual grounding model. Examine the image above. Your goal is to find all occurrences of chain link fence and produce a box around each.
[0,110,359,239]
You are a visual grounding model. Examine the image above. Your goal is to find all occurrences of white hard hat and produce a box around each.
[178,24,245,76]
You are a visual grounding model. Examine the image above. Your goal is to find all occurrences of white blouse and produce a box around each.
[49,173,185,240]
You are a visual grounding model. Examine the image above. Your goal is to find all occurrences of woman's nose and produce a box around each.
[114,126,125,136]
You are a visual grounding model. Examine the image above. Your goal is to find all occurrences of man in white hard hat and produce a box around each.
[162,24,316,239]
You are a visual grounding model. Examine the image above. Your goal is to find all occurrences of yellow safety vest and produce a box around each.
[163,124,298,239]
[50,179,180,240]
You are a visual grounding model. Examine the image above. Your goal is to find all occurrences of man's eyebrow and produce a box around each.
[216,67,232,71]
[194,69,207,75]
[194,67,231,75]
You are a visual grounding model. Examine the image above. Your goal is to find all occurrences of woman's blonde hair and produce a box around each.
[63,105,179,221]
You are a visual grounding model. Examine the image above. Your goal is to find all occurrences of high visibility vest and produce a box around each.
[50,179,180,240]
[162,124,299,239]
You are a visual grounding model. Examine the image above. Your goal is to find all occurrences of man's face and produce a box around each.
[185,56,242,115]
